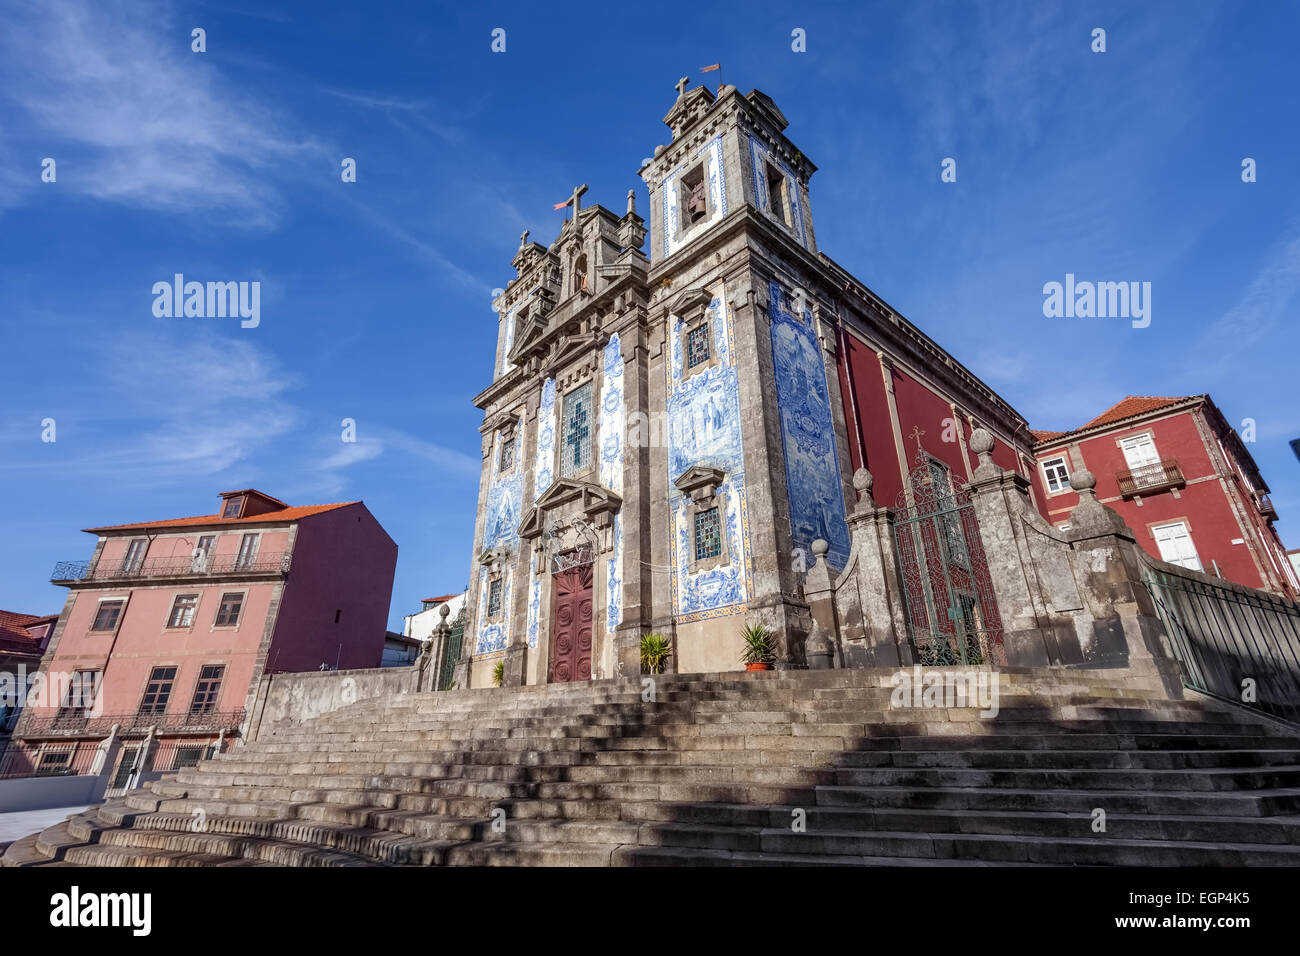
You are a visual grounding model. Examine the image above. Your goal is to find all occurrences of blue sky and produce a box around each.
[1,0,1297,629]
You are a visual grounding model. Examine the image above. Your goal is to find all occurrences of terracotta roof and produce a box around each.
[84,502,357,534]
[219,489,289,506]
[1080,395,1196,430]
[0,610,44,630]
[1033,396,1200,446]
[0,610,49,651]
[423,594,462,604]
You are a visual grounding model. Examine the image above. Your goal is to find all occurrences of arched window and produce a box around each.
[573,254,589,294]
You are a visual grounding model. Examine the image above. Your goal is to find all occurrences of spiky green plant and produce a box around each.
[639,633,672,674]
[492,661,505,687]
[740,623,777,665]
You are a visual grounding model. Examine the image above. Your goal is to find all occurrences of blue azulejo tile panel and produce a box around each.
[667,363,743,480]
[535,377,556,501]
[599,335,625,495]
[768,281,851,570]
[526,550,540,649]
[476,564,510,654]
[606,512,623,633]
[482,469,522,551]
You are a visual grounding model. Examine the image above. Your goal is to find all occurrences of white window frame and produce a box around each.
[1119,432,1161,469]
[1151,520,1203,572]
[1041,456,1072,495]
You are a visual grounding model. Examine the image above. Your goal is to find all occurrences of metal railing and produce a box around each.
[1144,562,1300,723]
[20,709,245,739]
[1117,459,1184,498]
[0,742,99,780]
[51,553,290,584]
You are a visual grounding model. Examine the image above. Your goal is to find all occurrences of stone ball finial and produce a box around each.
[968,428,995,456]
[852,468,873,494]
[811,539,829,558]
[1070,469,1097,493]
[438,603,451,619]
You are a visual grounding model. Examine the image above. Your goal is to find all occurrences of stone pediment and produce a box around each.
[669,287,714,325]
[519,478,623,539]
[674,465,726,501]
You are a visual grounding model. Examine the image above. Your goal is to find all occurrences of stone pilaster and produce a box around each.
[837,469,911,668]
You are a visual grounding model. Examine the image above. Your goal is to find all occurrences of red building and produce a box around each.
[1030,395,1295,598]
[9,489,397,783]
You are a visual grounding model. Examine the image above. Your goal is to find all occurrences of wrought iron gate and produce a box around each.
[438,610,465,691]
[893,458,1004,666]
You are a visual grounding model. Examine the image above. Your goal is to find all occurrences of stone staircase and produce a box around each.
[5,667,1300,866]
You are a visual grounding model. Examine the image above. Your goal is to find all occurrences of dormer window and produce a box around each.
[222,496,244,518]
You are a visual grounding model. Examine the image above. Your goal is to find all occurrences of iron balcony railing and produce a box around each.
[1116,459,1185,498]
[0,742,100,780]
[20,709,245,739]
[51,552,291,584]
[1257,494,1278,520]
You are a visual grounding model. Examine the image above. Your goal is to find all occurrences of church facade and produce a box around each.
[457,81,1038,688]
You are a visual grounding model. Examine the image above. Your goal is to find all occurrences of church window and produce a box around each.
[560,381,594,478]
[679,164,707,232]
[573,255,589,294]
[686,322,711,369]
[487,578,503,618]
[499,433,515,472]
[694,507,722,561]
[766,162,790,228]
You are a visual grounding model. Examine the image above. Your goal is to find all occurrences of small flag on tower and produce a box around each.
[553,201,569,210]
[700,63,720,72]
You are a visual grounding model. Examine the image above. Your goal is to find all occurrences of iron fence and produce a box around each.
[1145,563,1300,724]
[51,553,291,584]
[0,741,99,780]
[20,709,244,739]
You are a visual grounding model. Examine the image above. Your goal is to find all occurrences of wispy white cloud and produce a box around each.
[1199,230,1300,371]
[0,0,316,227]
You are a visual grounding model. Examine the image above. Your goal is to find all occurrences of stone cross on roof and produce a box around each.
[519,228,529,248]
[675,76,689,98]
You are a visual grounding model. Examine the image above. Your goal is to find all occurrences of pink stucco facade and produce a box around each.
[13,490,397,776]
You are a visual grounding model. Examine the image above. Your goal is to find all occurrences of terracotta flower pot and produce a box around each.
[746,662,772,671]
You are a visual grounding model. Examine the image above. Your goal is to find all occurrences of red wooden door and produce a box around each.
[549,562,593,683]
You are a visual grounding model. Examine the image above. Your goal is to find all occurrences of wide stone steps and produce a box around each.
[5,667,1298,866]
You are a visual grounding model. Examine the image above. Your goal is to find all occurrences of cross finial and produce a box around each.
[675,76,690,99]
[568,183,588,219]
[519,228,529,248]
[908,425,926,455]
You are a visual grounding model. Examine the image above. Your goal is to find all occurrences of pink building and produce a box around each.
[10,489,396,782]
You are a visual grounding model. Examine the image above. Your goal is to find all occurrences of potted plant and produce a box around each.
[740,623,776,671]
[639,633,672,675]
[492,660,505,687]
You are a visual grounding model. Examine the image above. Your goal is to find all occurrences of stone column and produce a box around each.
[838,469,911,668]
[803,539,840,669]
[1065,469,1185,698]
[964,428,1056,666]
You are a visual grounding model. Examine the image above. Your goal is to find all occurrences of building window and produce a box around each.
[173,746,210,769]
[560,381,594,478]
[572,254,589,294]
[694,507,722,561]
[166,593,200,628]
[500,433,515,472]
[214,592,244,628]
[766,162,789,227]
[60,670,100,713]
[1119,433,1160,468]
[1152,521,1203,572]
[36,750,74,776]
[138,666,177,716]
[90,599,125,632]
[191,535,215,572]
[222,497,244,518]
[189,665,225,715]
[1042,457,1071,494]
[234,533,258,569]
[680,163,707,230]
[486,578,503,618]
[686,322,711,369]
[121,538,148,574]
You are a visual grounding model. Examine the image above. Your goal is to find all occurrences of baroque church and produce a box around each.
[456,80,1038,689]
